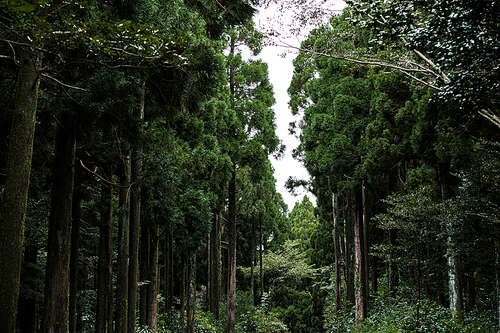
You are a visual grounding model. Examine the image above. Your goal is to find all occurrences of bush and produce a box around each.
[323,295,498,333]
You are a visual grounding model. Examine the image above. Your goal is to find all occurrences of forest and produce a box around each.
[0,0,499,333]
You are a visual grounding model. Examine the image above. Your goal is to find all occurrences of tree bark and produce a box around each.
[180,261,186,333]
[187,254,196,333]
[362,182,370,300]
[128,80,145,333]
[116,150,130,333]
[225,169,237,333]
[354,189,367,323]
[96,164,113,333]
[345,192,355,306]
[214,212,221,319]
[0,45,41,333]
[42,111,77,333]
[250,220,255,301]
[139,220,150,327]
[259,216,264,300]
[165,231,174,313]
[208,213,220,316]
[333,192,342,312]
[69,177,83,333]
[146,228,159,331]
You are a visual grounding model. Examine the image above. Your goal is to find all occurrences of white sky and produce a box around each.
[251,1,347,212]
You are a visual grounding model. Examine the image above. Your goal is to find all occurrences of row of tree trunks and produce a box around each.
[333,186,369,324]
[354,188,368,323]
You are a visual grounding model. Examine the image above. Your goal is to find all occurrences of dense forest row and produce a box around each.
[1,0,500,333]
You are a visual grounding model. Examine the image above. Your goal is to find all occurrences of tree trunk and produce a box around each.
[0,45,41,333]
[139,221,150,327]
[333,192,342,312]
[42,111,77,333]
[116,150,130,333]
[96,164,113,333]
[225,169,237,333]
[362,182,370,299]
[345,192,355,306]
[165,231,174,312]
[180,260,186,333]
[354,189,367,323]
[69,179,83,333]
[448,255,463,318]
[208,213,220,317]
[214,213,221,319]
[187,254,196,333]
[128,80,145,333]
[250,220,255,300]
[260,217,264,299]
[146,230,159,331]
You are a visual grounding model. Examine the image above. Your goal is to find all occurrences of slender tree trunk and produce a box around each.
[96,164,113,333]
[128,80,145,333]
[139,221,150,327]
[208,228,213,312]
[0,46,41,333]
[345,193,355,306]
[415,238,421,333]
[333,192,342,312]
[250,221,255,300]
[260,217,264,299]
[225,169,237,333]
[42,111,77,333]
[208,212,221,317]
[362,182,370,299]
[146,230,159,331]
[180,261,186,333]
[187,254,196,333]
[116,150,130,333]
[354,189,367,323]
[165,231,174,312]
[69,180,83,333]
[214,212,221,319]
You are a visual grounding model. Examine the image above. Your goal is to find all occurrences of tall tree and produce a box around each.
[223,26,283,332]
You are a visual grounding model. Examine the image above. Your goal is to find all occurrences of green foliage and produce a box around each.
[288,195,319,252]
[156,309,223,333]
[324,295,497,333]
[345,0,500,122]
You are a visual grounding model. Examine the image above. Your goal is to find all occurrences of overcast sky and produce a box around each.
[251,1,346,212]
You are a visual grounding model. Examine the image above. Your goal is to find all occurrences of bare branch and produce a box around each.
[78,159,134,188]
[479,109,500,129]
[276,39,444,81]
[41,73,90,92]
